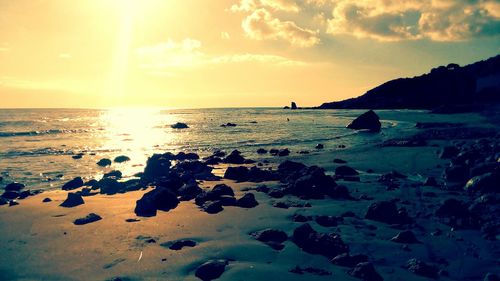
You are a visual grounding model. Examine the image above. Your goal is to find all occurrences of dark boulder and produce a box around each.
[211,184,234,197]
[96,158,112,167]
[163,239,197,250]
[349,262,383,281]
[74,213,102,225]
[195,259,228,281]
[134,187,179,217]
[404,258,439,279]
[1,191,19,200]
[252,229,288,244]
[278,148,290,156]
[97,178,123,195]
[178,183,203,201]
[42,197,52,203]
[315,144,324,149]
[335,166,359,177]
[143,154,171,180]
[269,148,279,155]
[439,146,460,159]
[202,201,224,214]
[390,230,420,244]
[365,201,412,224]
[278,160,306,173]
[292,223,349,259]
[256,148,268,154]
[331,253,369,267]
[291,102,298,109]
[171,122,189,129]
[346,110,381,132]
[5,182,25,192]
[62,177,84,190]
[60,192,84,208]
[114,155,130,163]
[464,172,500,193]
[236,193,258,208]
[220,123,237,127]
[223,150,245,164]
[103,170,122,179]
[224,166,249,182]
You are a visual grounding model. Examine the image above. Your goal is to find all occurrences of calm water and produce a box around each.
[0,108,419,190]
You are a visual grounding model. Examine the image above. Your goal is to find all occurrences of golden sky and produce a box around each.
[0,0,499,108]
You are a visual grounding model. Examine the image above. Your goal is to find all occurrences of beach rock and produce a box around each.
[164,239,197,250]
[9,200,19,207]
[252,229,288,244]
[97,178,123,195]
[316,215,339,227]
[365,201,412,224]
[195,259,228,281]
[60,192,84,208]
[42,197,52,203]
[143,154,171,180]
[211,184,234,197]
[204,156,222,165]
[218,195,237,206]
[390,230,420,244]
[223,150,245,164]
[292,223,349,259]
[0,197,7,205]
[278,148,290,156]
[103,170,122,179]
[134,187,179,217]
[335,166,359,177]
[256,148,267,154]
[178,183,203,201]
[439,146,460,159]
[220,122,237,127]
[171,122,189,129]
[315,144,324,149]
[202,201,224,214]
[333,158,347,164]
[236,193,258,208]
[1,191,19,200]
[175,152,200,161]
[464,172,500,193]
[96,158,112,167]
[349,262,383,281]
[224,166,249,182]
[246,166,277,182]
[278,160,306,173]
[62,177,84,190]
[331,253,369,267]
[18,190,33,199]
[72,153,83,159]
[423,177,438,186]
[114,155,130,163]
[404,258,439,279]
[74,213,102,225]
[346,110,381,132]
[444,165,469,183]
[84,179,98,187]
[291,102,298,109]
[5,182,25,191]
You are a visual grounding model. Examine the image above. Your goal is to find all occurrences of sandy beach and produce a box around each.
[1,109,499,281]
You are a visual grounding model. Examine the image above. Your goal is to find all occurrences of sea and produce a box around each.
[0,108,422,191]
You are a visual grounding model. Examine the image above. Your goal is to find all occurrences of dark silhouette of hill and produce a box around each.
[318,54,500,110]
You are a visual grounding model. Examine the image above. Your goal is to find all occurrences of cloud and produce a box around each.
[230,0,299,12]
[135,38,307,74]
[325,0,500,41]
[241,8,320,47]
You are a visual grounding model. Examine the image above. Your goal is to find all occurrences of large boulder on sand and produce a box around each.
[195,259,229,281]
[134,187,179,217]
[347,110,381,132]
[292,223,349,259]
[62,177,84,190]
[60,192,84,208]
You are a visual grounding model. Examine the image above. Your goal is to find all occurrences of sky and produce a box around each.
[0,0,499,108]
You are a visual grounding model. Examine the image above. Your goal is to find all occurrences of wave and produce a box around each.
[0,129,87,138]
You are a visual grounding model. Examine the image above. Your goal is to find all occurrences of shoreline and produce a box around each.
[0,110,499,281]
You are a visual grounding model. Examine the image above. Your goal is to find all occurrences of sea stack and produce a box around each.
[291,102,298,110]
[347,110,381,132]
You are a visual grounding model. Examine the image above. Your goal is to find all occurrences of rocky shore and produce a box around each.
[0,110,499,281]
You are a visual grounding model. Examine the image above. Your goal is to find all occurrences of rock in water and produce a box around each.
[195,259,228,281]
[5,182,25,191]
[346,110,381,132]
[291,102,298,110]
[114,155,130,163]
[390,230,421,244]
[62,177,84,190]
[236,193,258,208]
[349,262,383,281]
[60,192,84,208]
[74,213,102,225]
[464,172,500,194]
[96,158,112,167]
[171,122,189,129]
